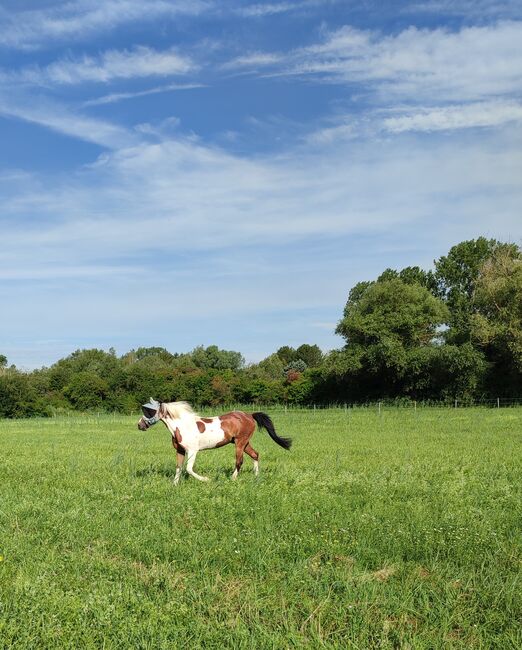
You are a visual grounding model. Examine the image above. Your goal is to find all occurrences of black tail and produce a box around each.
[252,412,292,450]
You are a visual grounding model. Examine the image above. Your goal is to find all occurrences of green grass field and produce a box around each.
[1,408,521,649]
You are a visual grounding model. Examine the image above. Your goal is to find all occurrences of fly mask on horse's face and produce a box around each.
[138,398,161,430]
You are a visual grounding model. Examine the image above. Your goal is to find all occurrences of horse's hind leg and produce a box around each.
[244,443,259,476]
[231,443,244,480]
[186,450,209,482]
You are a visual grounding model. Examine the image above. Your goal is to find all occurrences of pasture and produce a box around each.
[0,408,521,649]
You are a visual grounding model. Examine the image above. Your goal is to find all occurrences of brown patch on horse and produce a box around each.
[196,420,206,433]
[172,427,185,453]
[218,412,258,476]
[213,436,233,449]
[219,412,256,441]
[202,417,213,423]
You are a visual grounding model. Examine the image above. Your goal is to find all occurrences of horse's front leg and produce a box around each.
[173,450,185,485]
[186,449,209,482]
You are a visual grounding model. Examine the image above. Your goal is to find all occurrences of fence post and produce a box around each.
[455,399,457,408]
[378,402,381,415]
[414,401,417,413]
[497,397,500,408]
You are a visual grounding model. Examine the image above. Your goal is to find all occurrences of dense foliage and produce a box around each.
[1,238,521,416]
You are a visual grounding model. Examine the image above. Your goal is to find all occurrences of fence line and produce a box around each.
[4,397,520,424]
[195,397,522,414]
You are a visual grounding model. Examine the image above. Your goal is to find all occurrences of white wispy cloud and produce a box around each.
[307,100,522,143]
[3,122,521,267]
[237,2,301,17]
[2,121,521,367]
[82,82,205,107]
[0,0,209,49]
[0,91,136,149]
[225,21,522,103]
[408,1,522,19]
[10,46,195,86]
[236,0,338,18]
[222,52,282,69]
[382,100,522,133]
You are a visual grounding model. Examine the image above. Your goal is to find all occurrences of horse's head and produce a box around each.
[137,398,161,430]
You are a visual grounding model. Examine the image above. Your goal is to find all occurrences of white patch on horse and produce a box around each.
[196,418,227,450]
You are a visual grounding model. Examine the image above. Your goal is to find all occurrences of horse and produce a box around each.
[137,399,291,484]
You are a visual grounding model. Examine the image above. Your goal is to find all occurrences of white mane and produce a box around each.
[162,400,200,420]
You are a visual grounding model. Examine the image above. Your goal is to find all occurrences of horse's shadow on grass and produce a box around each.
[135,465,177,479]
[135,464,273,482]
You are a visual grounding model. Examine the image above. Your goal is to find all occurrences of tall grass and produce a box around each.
[1,408,521,648]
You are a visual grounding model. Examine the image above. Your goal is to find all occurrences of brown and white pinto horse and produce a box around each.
[137,400,291,484]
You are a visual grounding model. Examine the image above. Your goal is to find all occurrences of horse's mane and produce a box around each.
[161,400,200,420]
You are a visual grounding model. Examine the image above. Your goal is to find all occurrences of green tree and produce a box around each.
[295,344,323,368]
[434,237,519,343]
[190,345,244,371]
[276,346,297,365]
[0,354,7,368]
[122,347,177,365]
[255,354,285,380]
[378,266,436,291]
[334,278,449,398]
[337,279,448,348]
[63,372,109,411]
[470,249,522,393]
[0,371,50,417]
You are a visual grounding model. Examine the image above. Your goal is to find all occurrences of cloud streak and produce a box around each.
[0,0,209,50]
[12,46,196,85]
[226,21,522,104]
[3,123,521,272]
[382,100,522,133]
[0,91,136,148]
[82,82,205,107]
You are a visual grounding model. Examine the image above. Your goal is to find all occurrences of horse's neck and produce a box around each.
[167,414,195,429]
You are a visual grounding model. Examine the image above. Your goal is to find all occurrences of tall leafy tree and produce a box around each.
[295,344,323,368]
[378,266,436,291]
[337,278,448,349]
[471,248,522,393]
[276,346,297,365]
[434,237,519,344]
[334,278,449,397]
[190,345,244,371]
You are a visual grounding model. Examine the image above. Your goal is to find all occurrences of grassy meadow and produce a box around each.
[0,407,521,649]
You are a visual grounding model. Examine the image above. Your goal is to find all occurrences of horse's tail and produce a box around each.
[252,412,292,450]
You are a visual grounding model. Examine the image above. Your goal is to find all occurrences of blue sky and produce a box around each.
[1,1,521,369]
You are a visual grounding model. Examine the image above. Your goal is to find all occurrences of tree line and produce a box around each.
[1,237,521,416]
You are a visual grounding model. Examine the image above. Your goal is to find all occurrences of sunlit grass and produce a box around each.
[1,408,521,648]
